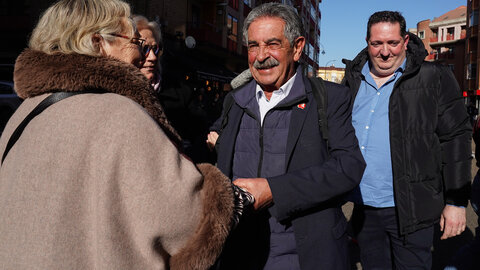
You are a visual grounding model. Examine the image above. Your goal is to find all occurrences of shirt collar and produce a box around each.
[255,72,297,102]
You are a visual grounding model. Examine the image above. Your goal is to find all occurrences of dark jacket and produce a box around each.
[215,69,366,270]
[342,33,472,235]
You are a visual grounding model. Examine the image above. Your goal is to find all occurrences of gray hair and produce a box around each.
[242,2,303,47]
[133,15,162,48]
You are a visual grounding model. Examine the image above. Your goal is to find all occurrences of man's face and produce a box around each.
[247,17,304,92]
[367,22,409,77]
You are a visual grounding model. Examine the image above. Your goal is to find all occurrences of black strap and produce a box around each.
[220,93,235,133]
[1,91,104,165]
[308,77,329,143]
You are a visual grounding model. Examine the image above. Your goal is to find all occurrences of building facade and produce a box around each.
[415,6,467,94]
[466,0,480,107]
[317,65,345,83]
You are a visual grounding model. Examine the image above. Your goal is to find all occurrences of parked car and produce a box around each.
[0,64,22,136]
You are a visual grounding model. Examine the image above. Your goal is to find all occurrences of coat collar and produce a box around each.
[14,49,181,145]
[231,65,307,109]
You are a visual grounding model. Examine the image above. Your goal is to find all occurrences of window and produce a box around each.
[243,0,251,7]
[310,3,317,20]
[227,14,238,42]
[331,73,338,82]
[308,65,314,78]
[470,10,478,27]
[418,31,425,39]
[447,27,455,40]
[229,0,239,10]
[308,43,314,60]
[467,64,477,80]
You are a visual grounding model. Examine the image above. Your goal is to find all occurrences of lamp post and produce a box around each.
[319,43,326,55]
[323,60,336,81]
[316,43,326,77]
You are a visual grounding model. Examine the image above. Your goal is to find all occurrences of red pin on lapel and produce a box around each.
[297,103,306,109]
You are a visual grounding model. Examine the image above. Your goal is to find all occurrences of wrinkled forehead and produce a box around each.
[139,28,157,44]
[247,17,286,40]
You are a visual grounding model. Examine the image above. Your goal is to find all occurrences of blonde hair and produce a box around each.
[133,15,162,46]
[29,0,134,56]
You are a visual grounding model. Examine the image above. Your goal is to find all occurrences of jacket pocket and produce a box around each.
[409,177,443,222]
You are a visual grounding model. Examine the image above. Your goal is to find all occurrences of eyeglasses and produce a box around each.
[142,44,161,57]
[108,33,145,48]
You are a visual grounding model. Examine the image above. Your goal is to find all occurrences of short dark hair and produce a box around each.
[367,11,407,41]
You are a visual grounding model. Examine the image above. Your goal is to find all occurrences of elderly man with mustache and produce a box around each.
[207,3,366,270]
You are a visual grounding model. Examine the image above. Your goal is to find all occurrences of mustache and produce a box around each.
[253,58,279,69]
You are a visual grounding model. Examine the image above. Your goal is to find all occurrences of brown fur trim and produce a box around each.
[170,163,234,270]
[14,49,181,144]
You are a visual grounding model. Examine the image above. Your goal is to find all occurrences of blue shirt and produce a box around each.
[350,60,406,207]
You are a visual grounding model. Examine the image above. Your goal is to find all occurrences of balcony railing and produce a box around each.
[426,52,455,61]
[430,32,466,43]
[437,52,455,59]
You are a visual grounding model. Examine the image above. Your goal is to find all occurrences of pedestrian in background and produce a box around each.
[211,3,365,269]
[133,15,163,92]
[343,11,472,270]
[0,0,250,269]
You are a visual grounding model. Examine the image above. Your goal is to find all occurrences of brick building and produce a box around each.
[466,0,480,106]
[317,65,344,83]
[415,6,467,93]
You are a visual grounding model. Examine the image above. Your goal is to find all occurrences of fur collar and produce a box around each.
[14,49,181,145]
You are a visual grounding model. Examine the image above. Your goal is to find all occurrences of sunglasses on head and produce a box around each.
[142,44,161,57]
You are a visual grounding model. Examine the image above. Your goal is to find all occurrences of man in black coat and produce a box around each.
[342,11,472,269]
[208,3,365,270]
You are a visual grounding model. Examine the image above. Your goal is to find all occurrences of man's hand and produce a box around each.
[440,205,466,240]
[233,178,273,210]
[206,131,219,151]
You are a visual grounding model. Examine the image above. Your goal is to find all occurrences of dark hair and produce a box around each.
[367,11,407,41]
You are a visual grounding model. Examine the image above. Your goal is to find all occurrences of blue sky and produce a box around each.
[319,0,467,68]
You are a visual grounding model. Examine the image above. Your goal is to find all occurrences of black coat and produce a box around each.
[215,73,366,270]
[342,33,472,235]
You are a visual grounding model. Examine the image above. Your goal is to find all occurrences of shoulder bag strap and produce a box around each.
[308,77,329,142]
[1,90,105,165]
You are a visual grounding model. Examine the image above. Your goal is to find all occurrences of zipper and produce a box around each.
[255,94,308,177]
[257,121,264,177]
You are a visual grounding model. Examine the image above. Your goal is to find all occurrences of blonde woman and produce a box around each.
[0,0,250,269]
